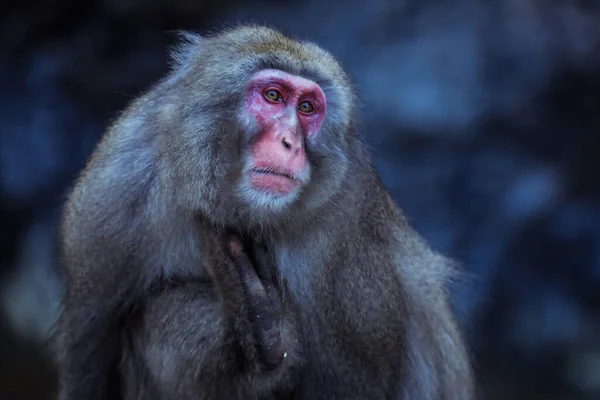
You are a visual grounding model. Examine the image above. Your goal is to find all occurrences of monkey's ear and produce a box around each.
[167,30,206,72]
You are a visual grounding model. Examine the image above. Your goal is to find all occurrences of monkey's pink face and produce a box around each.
[244,69,327,199]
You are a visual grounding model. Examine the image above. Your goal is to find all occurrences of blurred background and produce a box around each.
[1,0,599,399]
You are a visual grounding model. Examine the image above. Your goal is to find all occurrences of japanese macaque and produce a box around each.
[56,25,474,399]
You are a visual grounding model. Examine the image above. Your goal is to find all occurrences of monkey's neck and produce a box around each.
[202,164,378,252]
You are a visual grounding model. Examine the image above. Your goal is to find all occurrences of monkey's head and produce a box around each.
[159,25,362,232]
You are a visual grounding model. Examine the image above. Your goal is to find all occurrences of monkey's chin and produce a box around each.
[248,170,300,196]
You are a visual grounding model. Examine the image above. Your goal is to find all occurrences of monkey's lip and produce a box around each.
[249,168,300,195]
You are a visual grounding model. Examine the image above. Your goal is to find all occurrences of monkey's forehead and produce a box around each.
[173,25,357,125]
[210,25,348,80]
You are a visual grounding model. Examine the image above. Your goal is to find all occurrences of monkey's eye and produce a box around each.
[298,101,314,114]
[264,89,283,102]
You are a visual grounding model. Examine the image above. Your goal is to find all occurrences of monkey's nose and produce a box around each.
[281,135,302,154]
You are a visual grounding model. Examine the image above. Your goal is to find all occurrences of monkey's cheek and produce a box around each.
[248,171,300,196]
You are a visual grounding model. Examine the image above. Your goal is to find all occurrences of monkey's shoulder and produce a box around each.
[353,185,455,294]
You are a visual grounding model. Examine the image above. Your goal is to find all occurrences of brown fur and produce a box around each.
[55,25,474,399]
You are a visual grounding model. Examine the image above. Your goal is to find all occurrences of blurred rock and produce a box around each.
[1,0,599,398]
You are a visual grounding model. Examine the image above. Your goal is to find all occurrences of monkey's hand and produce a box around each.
[223,234,285,369]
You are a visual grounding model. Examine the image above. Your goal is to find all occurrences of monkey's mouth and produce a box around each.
[249,167,300,195]
[251,167,295,180]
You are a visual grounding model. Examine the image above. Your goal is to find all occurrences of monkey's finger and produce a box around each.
[251,243,276,283]
[251,281,283,368]
[264,283,282,317]
[225,237,271,309]
[255,313,284,368]
[224,235,284,367]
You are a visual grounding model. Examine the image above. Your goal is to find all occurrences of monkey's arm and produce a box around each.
[123,236,301,399]
[126,283,301,399]
[306,220,474,400]
[56,273,134,400]
[373,261,474,399]
[221,235,287,367]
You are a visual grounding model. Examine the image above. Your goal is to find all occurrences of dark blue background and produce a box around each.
[1,1,599,398]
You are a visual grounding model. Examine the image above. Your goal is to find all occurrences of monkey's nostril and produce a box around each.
[282,138,292,150]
